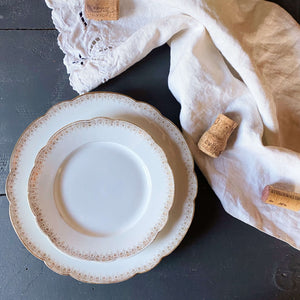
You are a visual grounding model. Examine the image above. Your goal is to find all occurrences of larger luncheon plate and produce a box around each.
[6,92,197,283]
[29,117,174,261]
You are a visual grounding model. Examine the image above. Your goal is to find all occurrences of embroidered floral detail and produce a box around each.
[79,11,87,27]
[72,53,88,66]
[90,37,114,53]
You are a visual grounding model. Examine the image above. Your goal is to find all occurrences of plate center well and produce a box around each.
[54,142,151,236]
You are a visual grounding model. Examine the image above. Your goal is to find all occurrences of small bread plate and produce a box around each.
[28,117,174,262]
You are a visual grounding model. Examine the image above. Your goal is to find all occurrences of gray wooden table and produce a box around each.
[1,1,300,299]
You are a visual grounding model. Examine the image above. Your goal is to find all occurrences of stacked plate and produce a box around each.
[6,92,197,284]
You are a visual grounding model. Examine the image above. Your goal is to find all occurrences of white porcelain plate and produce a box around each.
[28,117,174,261]
[6,92,197,283]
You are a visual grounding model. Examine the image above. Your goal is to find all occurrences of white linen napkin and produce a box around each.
[45,0,300,248]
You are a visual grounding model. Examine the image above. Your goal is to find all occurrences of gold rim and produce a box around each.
[6,92,198,284]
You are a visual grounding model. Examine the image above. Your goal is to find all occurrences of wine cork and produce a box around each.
[85,0,119,21]
[198,114,238,158]
[262,185,300,211]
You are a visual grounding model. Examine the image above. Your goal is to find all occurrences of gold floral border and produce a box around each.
[6,92,197,284]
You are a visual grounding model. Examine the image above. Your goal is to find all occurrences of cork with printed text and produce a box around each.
[262,185,300,211]
[198,114,238,158]
[85,0,119,21]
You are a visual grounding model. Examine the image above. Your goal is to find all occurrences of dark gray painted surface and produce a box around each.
[0,1,54,29]
[1,1,300,299]
[0,30,77,194]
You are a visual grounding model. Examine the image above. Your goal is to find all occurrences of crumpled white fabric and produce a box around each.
[45,0,300,248]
